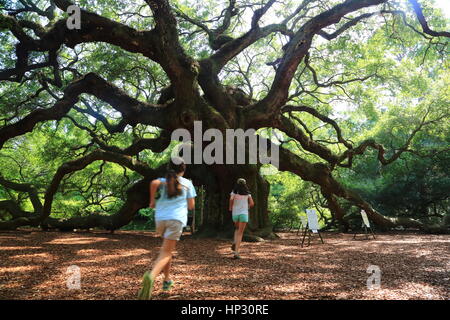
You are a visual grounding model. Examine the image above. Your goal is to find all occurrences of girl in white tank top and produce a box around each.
[229,178,254,259]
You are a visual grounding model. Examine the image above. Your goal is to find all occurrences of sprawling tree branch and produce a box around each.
[318,12,376,40]
[277,114,340,164]
[247,0,388,120]
[282,105,353,149]
[206,23,291,74]
[143,0,198,92]
[41,149,159,221]
[277,144,444,231]
[0,73,170,149]
[175,0,238,50]
[0,4,160,81]
[0,174,43,229]
[5,0,56,20]
[0,174,42,215]
[0,147,165,230]
[41,178,151,231]
[408,0,450,38]
[337,107,448,167]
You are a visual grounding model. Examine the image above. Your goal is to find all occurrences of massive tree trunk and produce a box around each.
[187,162,272,239]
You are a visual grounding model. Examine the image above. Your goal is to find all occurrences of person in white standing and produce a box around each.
[229,178,254,259]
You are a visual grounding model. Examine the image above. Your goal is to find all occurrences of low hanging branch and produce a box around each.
[277,143,447,233]
[0,148,165,230]
[0,175,43,228]
[41,149,159,220]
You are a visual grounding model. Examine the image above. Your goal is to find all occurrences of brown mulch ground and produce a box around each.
[0,230,449,300]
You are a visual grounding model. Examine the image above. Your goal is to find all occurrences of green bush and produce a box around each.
[121,208,155,231]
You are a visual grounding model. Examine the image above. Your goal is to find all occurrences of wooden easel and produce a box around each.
[296,215,308,235]
[301,224,324,247]
[301,209,324,247]
[353,210,375,240]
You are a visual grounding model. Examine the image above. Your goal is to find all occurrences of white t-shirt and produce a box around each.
[230,192,251,216]
[155,176,197,227]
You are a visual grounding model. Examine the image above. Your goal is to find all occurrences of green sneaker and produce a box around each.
[162,280,174,291]
[137,271,154,300]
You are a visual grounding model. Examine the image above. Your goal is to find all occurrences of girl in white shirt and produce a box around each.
[229,178,254,259]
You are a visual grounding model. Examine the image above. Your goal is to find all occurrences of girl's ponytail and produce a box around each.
[165,157,186,198]
[166,170,181,198]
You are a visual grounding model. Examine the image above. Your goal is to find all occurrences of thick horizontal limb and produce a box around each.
[277,144,446,232]
[0,73,169,149]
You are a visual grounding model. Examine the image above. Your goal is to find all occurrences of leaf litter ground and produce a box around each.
[0,230,448,300]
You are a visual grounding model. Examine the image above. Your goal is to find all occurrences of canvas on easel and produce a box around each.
[296,215,308,235]
[353,210,376,240]
[301,209,324,247]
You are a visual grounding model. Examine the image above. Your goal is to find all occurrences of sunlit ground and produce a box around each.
[0,230,448,300]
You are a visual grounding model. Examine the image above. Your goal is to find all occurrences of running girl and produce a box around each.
[138,157,196,299]
[229,178,254,259]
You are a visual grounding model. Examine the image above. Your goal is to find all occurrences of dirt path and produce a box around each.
[0,230,449,300]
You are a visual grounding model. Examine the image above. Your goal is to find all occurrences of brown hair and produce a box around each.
[233,178,250,195]
[166,157,186,198]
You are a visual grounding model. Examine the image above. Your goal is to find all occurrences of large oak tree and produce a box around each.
[0,0,448,235]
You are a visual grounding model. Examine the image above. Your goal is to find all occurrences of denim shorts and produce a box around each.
[155,220,183,240]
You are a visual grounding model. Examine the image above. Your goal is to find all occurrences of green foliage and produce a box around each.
[121,208,156,231]
[266,172,332,230]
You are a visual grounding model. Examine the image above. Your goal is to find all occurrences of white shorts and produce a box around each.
[155,220,183,240]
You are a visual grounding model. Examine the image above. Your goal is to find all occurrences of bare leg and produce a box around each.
[150,238,177,280]
[233,221,239,247]
[235,222,247,254]
[163,256,172,282]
